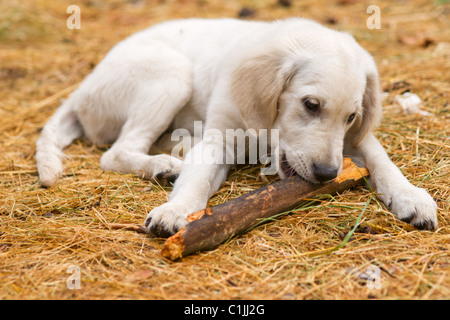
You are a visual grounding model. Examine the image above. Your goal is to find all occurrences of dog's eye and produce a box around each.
[304,98,320,113]
[347,113,356,124]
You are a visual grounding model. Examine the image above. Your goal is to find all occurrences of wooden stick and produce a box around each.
[108,223,148,234]
[161,158,369,260]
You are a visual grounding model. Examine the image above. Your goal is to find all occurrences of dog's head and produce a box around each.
[232,20,382,183]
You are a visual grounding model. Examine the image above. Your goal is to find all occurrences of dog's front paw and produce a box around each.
[144,202,193,237]
[379,185,438,230]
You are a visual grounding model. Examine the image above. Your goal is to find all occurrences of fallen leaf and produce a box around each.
[238,7,255,18]
[125,269,153,283]
[398,35,435,47]
[383,80,411,92]
[278,0,292,7]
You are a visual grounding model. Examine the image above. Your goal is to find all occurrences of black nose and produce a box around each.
[313,164,338,183]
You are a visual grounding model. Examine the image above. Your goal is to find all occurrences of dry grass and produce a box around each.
[0,0,449,300]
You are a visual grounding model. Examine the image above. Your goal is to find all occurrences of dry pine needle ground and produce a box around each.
[0,0,449,300]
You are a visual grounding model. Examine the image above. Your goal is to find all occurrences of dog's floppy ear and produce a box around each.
[346,68,383,146]
[231,52,296,132]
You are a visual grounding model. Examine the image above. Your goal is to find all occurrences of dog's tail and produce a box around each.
[36,97,83,187]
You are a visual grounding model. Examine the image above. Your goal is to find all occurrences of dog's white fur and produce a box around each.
[36,18,438,233]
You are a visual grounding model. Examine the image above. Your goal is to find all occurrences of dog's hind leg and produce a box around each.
[37,42,192,187]
[98,46,193,181]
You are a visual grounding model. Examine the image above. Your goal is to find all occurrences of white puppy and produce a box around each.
[36,18,438,234]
